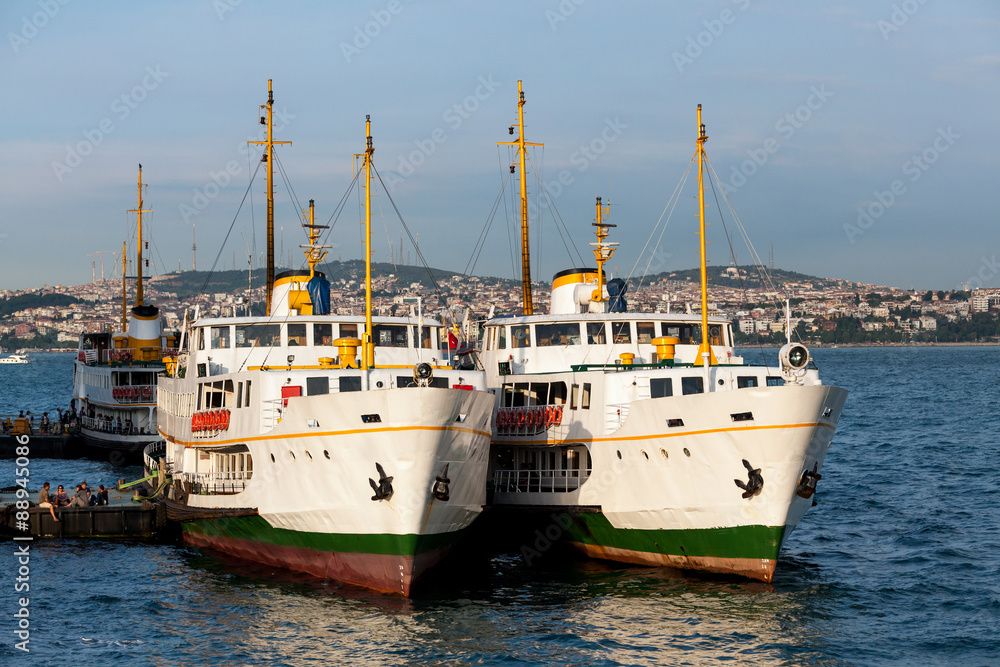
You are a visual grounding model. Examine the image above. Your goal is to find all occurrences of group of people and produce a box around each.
[36,481,110,520]
[1,410,72,435]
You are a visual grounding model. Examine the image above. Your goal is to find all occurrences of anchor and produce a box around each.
[431,463,450,502]
[734,459,764,499]
[796,463,822,499]
[369,462,394,501]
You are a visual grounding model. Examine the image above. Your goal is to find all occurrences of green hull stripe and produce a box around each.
[566,513,786,560]
[183,515,467,557]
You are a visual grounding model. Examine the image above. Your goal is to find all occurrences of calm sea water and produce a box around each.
[1,348,998,665]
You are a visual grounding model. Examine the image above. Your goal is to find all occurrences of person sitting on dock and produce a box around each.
[94,485,109,506]
[37,482,60,522]
[54,485,70,507]
[69,482,90,508]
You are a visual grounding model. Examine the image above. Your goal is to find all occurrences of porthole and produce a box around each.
[683,448,691,457]
[660,448,668,460]
[641,450,649,460]
[270,453,275,463]
[718,379,725,386]
[289,450,295,460]
[616,450,622,459]
[376,380,384,388]
[324,450,330,459]
[305,450,313,459]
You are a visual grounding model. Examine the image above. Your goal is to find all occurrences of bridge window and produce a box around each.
[511,325,531,348]
[737,376,758,388]
[374,324,408,347]
[661,323,696,345]
[339,323,358,339]
[637,322,656,344]
[536,323,582,346]
[313,323,333,346]
[587,323,606,344]
[287,324,307,346]
[412,326,432,349]
[548,382,567,405]
[611,322,631,344]
[237,324,280,347]
[211,326,231,349]
[570,384,579,409]
[339,376,362,392]
[306,377,329,396]
[581,383,592,409]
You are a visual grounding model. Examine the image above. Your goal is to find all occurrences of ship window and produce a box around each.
[501,385,514,407]
[611,322,631,344]
[313,324,333,346]
[511,325,531,348]
[511,382,529,407]
[339,323,358,339]
[412,326,432,349]
[737,376,758,388]
[374,324,408,348]
[236,382,243,409]
[211,326,231,349]
[197,328,205,351]
[535,323,582,346]
[710,325,722,346]
[306,377,329,396]
[339,376,362,392]
[287,324,307,347]
[637,322,656,344]
[245,380,251,407]
[570,384,579,409]
[224,380,234,408]
[650,378,673,398]
[237,324,280,347]
[197,383,203,410]
[661,323,696,345]
[766,376,785,387]
[529,383,548,406]
[581,383,591,409]
[587,323,606,344]
[498,326,507,349]
[681,377,704,395]
[197,363,206,378]
[548,382,567,405]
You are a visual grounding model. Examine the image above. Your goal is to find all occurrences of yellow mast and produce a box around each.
[127,164,152,308]
[301,198,329,278]
[248,79,291,315]
[590,196,617,305]
[498,80,543,315]
[120,241,127,330]
[695,105,718,367]
[361,115,375,369]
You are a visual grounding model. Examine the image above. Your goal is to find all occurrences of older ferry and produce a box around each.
[72,166,177,460]
[480,91,848,582]
[155,83,493,595]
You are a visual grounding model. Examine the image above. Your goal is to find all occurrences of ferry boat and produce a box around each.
[72,166,177,461]
[0,353,30,364]
[155,82,493,596]
[480,90,848,582]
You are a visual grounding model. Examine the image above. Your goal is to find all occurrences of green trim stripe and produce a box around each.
[566,512,786,561]
[183,515,467,557]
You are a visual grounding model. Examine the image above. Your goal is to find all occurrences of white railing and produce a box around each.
[81,416,156,436]
[493,468,591,494]
[143,442,167,473]
[262,398,284,430]
[77,347,180,365]
[180,471,253,495]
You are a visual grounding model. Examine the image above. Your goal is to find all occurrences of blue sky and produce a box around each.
[1,0,997,292]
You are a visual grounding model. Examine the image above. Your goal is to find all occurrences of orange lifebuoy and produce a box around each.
[515,408,525,428]
[553,405,563,425]
[497,410,507,429]
[142,386,152,400]
[223,409,230,430]
[191,412,201,432]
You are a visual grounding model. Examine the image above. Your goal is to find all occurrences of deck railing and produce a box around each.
[180,471,253,495]
[80,416,156,436]
[492,468,591,494]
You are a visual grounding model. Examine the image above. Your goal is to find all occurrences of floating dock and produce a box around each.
[1,493,166,539]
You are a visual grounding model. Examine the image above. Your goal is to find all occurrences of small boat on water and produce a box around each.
[71,165,178,461]
[155,82,494,596]
[0,353,30,364]
[480,87,849,583]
